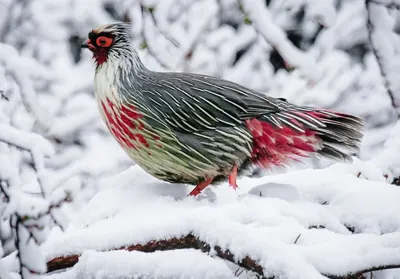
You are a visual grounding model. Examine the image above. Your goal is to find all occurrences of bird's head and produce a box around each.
[81,22,132,66]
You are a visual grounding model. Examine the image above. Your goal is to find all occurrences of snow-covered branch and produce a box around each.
[0,44,53,130]
[0,125,54,156]
[45,232,400,278]
[0,41,70,278]
[239,0,320,81]
[365,0,400,117]
[46,234,267,276]
[0,180,57,278]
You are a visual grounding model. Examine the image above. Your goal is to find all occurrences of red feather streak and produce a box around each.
[101,98,155,149]
[246,118,320,168]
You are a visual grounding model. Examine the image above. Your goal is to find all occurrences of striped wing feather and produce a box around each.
[154,72,281,130]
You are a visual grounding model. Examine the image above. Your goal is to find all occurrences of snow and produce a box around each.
[369,121,400,183]
[240,0,320,81]
[366,0,400,115]
[43,154,400,278]
[2,0,400,278]
[48,249,235,279]
[0,43,54,131]
[0,125,54,158]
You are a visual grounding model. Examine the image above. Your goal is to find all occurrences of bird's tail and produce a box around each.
[301,109,364,161]
[246,108,364,168]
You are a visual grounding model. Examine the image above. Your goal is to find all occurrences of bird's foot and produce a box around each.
[228,165,239,190]
[188,178,213,196]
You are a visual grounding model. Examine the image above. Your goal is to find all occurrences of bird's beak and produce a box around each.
[81,39,95,51]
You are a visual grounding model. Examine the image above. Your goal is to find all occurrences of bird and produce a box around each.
[81,22,364,196]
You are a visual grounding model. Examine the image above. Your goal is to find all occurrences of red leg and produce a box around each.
[228,165,239,190]
[188,178,213,196]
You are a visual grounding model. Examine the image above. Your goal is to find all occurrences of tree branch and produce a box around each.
[46,234,400,278]
[29,152,68,230]
[365,0,399,117]
[139,2,179,48]
[238,0,320,81]
[47,234,269,277]
[138,1,179,69]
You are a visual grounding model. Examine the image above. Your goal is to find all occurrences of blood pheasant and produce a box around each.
[82,23,364,196]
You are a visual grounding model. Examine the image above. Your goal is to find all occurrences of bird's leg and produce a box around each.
[228,164,239,190]
[188,177,213,196]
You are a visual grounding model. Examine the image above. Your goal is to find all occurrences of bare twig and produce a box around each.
[139,2,177,69]
[14,217,25,279]
[0,180,10,201]
[139,2,179,47]
[0,90,9,101]
[0,129,67,230]
[1,182,44,278]
[175,10,215,70]
[138,1,213,70]
[234,267,244,277]
[1,173,69,278]
[2,57,52,130]
[29,152,68,230]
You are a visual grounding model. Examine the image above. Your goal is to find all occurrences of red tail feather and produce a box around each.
[246,118,320,168]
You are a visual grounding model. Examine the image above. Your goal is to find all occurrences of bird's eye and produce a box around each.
[96,36,113,48]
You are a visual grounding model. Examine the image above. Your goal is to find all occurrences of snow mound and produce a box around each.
[44,162,400,278]
[48,249,235,279]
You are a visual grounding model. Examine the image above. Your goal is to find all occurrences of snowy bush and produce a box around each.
[0,43,70,278]
[1,0,400,278]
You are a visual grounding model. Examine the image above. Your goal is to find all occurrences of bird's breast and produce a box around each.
[97,95,158,152]
[94,64,156,152]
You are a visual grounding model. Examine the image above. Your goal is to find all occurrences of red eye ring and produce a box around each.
[96,36,113,48]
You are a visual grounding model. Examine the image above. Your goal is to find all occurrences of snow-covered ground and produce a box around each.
[43,158,400,278]
[43,121,400,278]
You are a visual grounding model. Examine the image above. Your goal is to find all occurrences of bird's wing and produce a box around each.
[140,71,284,134]
[141,72,362,144]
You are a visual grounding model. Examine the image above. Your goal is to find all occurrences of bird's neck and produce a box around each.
[99,47,145,73]
[94,48,146,102]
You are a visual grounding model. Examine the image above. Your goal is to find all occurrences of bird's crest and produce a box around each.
[92,22,131,37]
